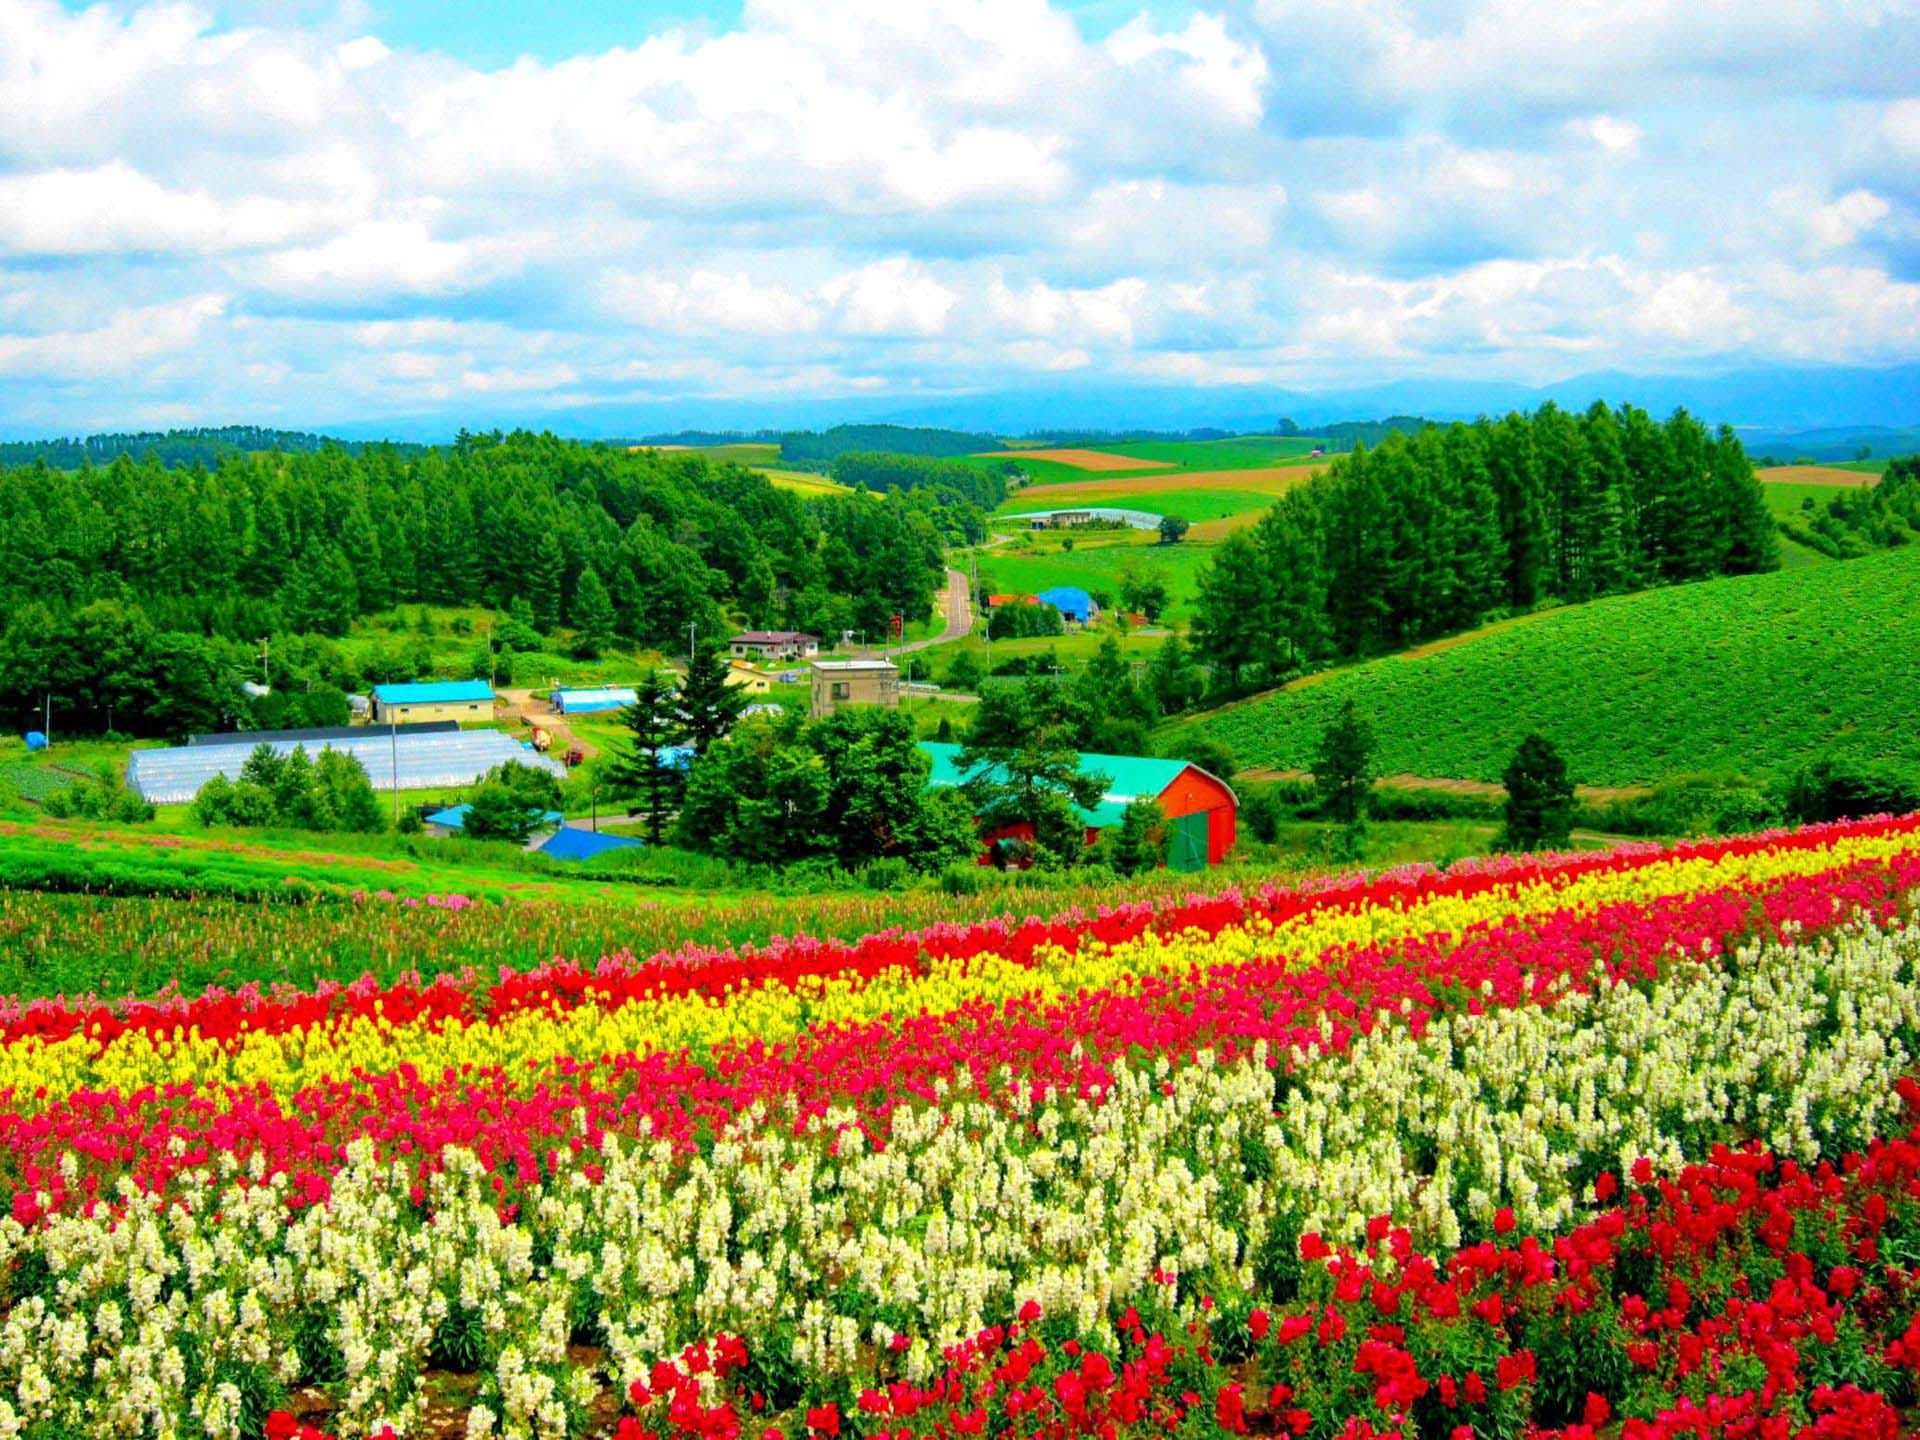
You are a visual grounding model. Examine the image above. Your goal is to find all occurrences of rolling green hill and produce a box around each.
[1178,544,1920,787]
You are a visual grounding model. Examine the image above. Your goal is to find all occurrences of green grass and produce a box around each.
[970,535,1214,623]
[1095,436,1328,468]
[1178,545,1920,787]
[340,606,672,690]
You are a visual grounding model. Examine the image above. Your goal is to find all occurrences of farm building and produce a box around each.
[552,686,637,715]
[424,802,564,838]
[538,826,645,862]
[730,631,820,661]
[1036,586,1097,624]
[985,593,1038,608]
[372,680,496,724]
[919,741,1236,870]
[126,729,564,805]
[723,660,772,693]
[810,658,898,717]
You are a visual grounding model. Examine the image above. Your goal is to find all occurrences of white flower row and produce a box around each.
[1,922,1915,1438]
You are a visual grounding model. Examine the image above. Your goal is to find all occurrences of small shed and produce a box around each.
[1036,586,1096,624]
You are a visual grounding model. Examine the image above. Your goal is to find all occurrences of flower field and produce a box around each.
[5,819,1920,1439]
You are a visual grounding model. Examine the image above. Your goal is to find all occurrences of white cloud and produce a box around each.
[255,221,493,298]
[1567,114,1643,155]
[0,294,228,379]
[821,258,957,336]
[1106,13,1269,124]
[606,269,821,335]
[0,162,327,256]
[0,0,1915,426]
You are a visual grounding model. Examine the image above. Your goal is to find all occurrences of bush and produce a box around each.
[939,861,985,895]
[860,856,913,892]
[1782,758,1920,825]
[40,767,154,824]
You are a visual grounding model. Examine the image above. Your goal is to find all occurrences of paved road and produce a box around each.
[892,567,973,654]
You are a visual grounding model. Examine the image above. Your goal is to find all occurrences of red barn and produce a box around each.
[919,742,1237,870]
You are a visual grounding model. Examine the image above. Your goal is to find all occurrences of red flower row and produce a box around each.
[6,845,1916,1220]
[8,814,1912,1050]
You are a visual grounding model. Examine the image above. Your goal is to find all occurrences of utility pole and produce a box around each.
[43,692,51,747]
[260,636,270,691]
[390,715,400,829]
[687,620,697,665]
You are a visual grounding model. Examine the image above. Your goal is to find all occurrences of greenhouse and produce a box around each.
[126,729,563,805]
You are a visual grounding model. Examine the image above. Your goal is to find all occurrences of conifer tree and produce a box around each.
[1501,733,1576,852]
[606,669,687,845]
[679,644,748,754]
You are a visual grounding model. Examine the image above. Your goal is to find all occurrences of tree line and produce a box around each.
[1780,455,1920,559]
[1195,402,1778,693]
[0,425,425,470]
[0,431,959,737]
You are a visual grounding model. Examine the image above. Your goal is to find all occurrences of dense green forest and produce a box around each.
[1193,402,1778,692]
[0,431,959,738]
[777,424,993,470]
[828,452,1014,514]
[0,425,425,470]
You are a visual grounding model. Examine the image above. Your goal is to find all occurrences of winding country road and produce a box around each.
[891,567,974,654]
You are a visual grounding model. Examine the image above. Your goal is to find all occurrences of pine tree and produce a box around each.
[1501,733,1576,852]
[1145,633,1206,716]
[605,669,687,845]
[529,532,565,632]
[679,644,748,754]
[570,567,617,658]
[1312,698,1375,827]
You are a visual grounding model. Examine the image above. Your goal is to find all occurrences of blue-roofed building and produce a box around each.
[1035,586,1097,624]
[423,802,564,837]
[538,826,645,862]
[372,680,496,724]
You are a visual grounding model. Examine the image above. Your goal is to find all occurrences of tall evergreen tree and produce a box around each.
[605,669,687,845]
[679,644,748,755]
[570,567,617,658]
[1312,698,1376,827]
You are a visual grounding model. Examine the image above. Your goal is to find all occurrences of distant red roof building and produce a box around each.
[986,593,1038,608]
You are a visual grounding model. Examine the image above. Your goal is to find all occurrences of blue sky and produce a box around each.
[1,0,1917,436]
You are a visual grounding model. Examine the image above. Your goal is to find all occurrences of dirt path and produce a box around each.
[892,567,974,654]
[497,688,599,760]
[1238,768,1652,803]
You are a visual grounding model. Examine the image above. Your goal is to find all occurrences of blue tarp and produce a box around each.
[425,802,564,832]
[1036,586,1096,623]
[539,826,645,861]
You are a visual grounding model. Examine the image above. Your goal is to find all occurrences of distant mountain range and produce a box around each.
[5,362,1915,461]
[297,360,1918,449]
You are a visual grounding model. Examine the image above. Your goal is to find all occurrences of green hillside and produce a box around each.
[1179,545,1920,786]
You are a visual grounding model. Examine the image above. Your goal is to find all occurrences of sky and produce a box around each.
[0,0,1916,436]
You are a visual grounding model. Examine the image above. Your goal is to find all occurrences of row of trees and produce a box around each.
[1781,455,1920,559]
[189,744,387,834]
[1194,403,1779,692]
[0,433,957,737]
[828,451,1012,513]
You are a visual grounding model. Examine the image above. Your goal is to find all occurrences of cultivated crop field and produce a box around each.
[1185,543,1920,785]
[993,463,1325,531]
[6,817,1920,1438]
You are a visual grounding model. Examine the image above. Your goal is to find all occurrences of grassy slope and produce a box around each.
[1178,545,1920,787]
[970,535,1214,623]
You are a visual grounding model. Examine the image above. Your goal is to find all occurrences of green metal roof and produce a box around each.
[918,741,1196,829]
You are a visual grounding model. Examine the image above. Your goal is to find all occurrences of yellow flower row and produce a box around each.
[7,830,1914,1109]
